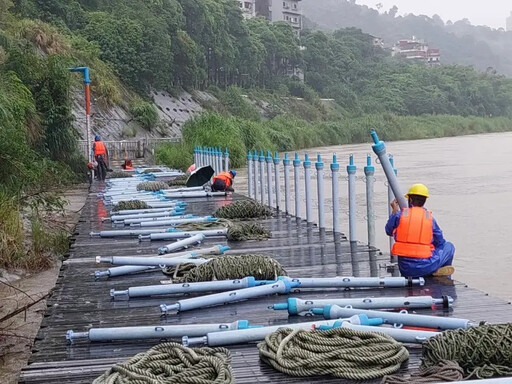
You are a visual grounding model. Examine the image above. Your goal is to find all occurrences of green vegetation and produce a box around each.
[130,101,159,131]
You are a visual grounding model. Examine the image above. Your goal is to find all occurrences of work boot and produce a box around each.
[432,266,455,277]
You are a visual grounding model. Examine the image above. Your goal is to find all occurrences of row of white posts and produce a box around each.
[246,150,398,251]
[193,146,230,175]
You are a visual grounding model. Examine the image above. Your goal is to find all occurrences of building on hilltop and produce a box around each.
[392,37,441,66]
[238,0,256,19]
[507,11,512,31]
[255,0,303,35]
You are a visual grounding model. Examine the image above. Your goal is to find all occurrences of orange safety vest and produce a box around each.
[94,141,107,156]
[212,172,233,187]
[392,207,434,259]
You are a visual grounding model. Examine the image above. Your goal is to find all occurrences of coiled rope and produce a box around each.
[214,200,273,219]
[93,342,233,384]
[381,360,464,383]
[168,174,189,187]
[258,327,409,381]
[137,181,169,191]
[162,254,287,282]
[108,171,130,179]
[422,323,512,380]
[174,220,271,242]
[112,200,150,211]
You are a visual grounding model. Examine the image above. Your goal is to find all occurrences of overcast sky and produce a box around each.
[355,0,511,29]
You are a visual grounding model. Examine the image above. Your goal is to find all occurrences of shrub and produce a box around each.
[130,101,159,131]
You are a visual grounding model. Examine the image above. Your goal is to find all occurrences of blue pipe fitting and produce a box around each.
[218,245,230,254]
[293,153,300,166]
[315,154,324,170]
[370,130,386,155]
[237,320,264,330]
[273,151,280,164]
[266,150,272,163]
[330,154,340,171]
[69,66,91,84]
[272,298,299,315]
[247,151,253,161]
[283,153,290,166]
[347,154,356,174]
[225,147,229,156]
[259,150,265,162]
[303,154,311,168]
[364,154,375,175]
[206,217,218,222]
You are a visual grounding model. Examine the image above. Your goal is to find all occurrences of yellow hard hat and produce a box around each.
[405,184,429,198]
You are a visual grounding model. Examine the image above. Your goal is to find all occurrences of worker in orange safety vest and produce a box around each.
[385,183,455,278]
[211,170,236,192]
[92,135,109,181]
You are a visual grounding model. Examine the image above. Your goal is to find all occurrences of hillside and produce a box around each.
[302,0,512,76]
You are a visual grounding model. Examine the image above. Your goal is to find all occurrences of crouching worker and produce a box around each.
[211,170,236,192]
[386,184,455,278]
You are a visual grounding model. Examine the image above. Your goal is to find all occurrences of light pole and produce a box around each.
[69,67,92,167]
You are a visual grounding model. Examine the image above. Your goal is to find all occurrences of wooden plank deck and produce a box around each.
[20,184,512,383]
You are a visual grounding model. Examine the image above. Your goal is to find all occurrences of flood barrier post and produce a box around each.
[303,154,313,225]
[224,148,229,172]
[293,153,301,218]
[274,152,281,211]
[316,154,325,231]
[247,151,253,199]
[252,150,258,199]
[283,153,291,214]
[388,156,397,256]
[364,154,376,248]
[347,154,357,244]
[259,150,265,204]
[218,148,223,175]
[193,147,198,168]
[331,154,340,234]
[266,151,274,207]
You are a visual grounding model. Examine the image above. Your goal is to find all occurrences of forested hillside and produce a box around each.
[302,0,512,76]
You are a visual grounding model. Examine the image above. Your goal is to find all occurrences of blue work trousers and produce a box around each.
[398,242,455,278]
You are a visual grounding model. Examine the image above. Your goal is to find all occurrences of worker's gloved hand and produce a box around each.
[390,199,399,214]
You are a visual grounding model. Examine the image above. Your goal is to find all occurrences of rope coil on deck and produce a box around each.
[167,174,189,186]
[162,254,287,282]
[174,220,271,242]
[92,342,234,384]
[142,168,163,174]
[421,323,512,380]
[136,181,169,191]
[381,360,464,383]
[108,171,131,179]
[213,200,273,219]
[112,200,150,211]
[257,327,409,380]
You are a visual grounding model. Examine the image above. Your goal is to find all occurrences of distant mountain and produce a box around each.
[302,0,512,76]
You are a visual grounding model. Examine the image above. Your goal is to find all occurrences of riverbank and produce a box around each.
[0,187,88,384]
[156,113,512,170]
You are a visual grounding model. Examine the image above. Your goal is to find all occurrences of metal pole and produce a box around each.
[364,154,376,248]
[293,153,301,218]
[193,147,198,167]
[274,152,281,211]
[347,154,357,244]
[331,154,340,234]
[224,148,229,172]
[388,156,397,254]
[315,154,325,230]
[266,151,273,207]
[252,150,258,199]
[304,154,312,225]
[217,148,222,175]
[371,130,407,208]
[259,150,265,204]
[247,151,253,199]
[283,153,291,214]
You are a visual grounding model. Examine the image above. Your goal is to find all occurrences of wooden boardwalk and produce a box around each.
[20,184,512,383]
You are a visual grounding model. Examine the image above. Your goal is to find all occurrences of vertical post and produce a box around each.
[252,150,258,199]
[193,147,198,167]
[364,155,376,248]
[315,154,325,231]
[217,148,222,175]
[259,150,265,204]
[247,151,253,199]
[304,154,313,225]
[331,154,340,234]
[266,151,274,207]
[283,153,291,214]
[69,66,93,176]
[274,152,281,211]
[388,156,397,255]
[347,154,357,244]
[224,148,230,172]
[293,153,301,218]
[206,147,210,167]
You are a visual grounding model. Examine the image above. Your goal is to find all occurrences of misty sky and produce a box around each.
[356,0,511,29]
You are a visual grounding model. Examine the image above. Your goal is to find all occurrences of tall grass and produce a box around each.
[156,112,512,170]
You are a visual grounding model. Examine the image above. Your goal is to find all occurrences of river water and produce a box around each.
[236,132,512,302]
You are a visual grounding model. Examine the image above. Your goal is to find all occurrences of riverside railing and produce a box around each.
[245,148,398,255]
[193,146,230,175]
